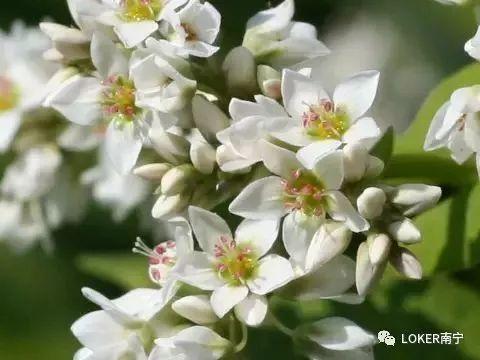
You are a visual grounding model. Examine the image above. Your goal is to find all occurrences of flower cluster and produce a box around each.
[0,0,444,359]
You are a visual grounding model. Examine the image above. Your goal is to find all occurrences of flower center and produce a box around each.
[133,238,177,285]
[101,75,138,124]
[181,23,198,42]
[214,236,257,286]
[282,169,326,217]
[302,100,349,140]
[0,76,19,112]
[120,0,163,22]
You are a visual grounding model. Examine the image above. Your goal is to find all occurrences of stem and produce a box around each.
[233,322,248,353]
[269,312,294,337]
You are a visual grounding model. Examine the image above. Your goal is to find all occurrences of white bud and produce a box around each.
[149,126,189,164]
[306,221,352,270]
[367,234,391,265]
[161,165,196,195]
[190,141,216,175]
[257,65,281,99]
[389,247,422,279]
[172,295,219,325]
[390,184,442,216]
[39,22,89,62]
[133,163,172,181]
[223,46,257,97]
[342,143,369,182]
[357,187,386,220]
[152,194,187,219]
[364,156,384,178]
[356,241,386,297]
[192,95,229,143]
[388,218,421,244]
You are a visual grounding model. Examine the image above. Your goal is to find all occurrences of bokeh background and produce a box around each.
[1,0,479,359]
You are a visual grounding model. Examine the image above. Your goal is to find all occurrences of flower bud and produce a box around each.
[223,46,257,98]
[133,163,172,182]
[149,126,189,164]
[192,95,229,143]
[257,65,281,99]
[190,141,216,175]
[356,241,386,296]
[39,22,90,62]
[390,184,442,216]
[367,233,391,265]
[306,221,352,270]
[172,295,218,325]
[357,187,386,220]
[161,165,196,195]
[388,218,421,244]
[152,194,187,219]
[342,143,369,182]
[389,247,422,279]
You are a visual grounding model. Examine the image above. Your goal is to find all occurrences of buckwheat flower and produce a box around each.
[424,86,480,174]
[465,26,480,61]
[280,69,381,168]
[153,326,231,359]
[242,0,329,68]
[229,141,369,233]
[216,95,290,172]
[71,287,185,359]
[0,23,57,151]
[174,206,294,326]
[159,0,221,58]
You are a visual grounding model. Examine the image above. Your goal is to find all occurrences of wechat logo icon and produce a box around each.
[378,330,395,346]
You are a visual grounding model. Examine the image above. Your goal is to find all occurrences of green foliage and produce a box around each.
[76,253,152,290]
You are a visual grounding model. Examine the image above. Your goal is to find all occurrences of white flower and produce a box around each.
[424,86,480,175]
[159,0,221,58]
[465,26,480,61]
[73,0,188,48]
[174,206,294,326]
[242,0,329,68]
[71,287,182,359]
[153,326,230,360]
[81,146,150,222]
[0,23,56,151]
[216,95,290,172]
[280,68,381,168]
[229,141,369,233]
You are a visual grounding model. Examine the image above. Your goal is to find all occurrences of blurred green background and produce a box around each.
[1,0,480,359]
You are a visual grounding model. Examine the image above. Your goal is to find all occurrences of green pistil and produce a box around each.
[302,101,349,140]
[101,75,139,124]
[214,236,258,286]
[282,169,327,217]
[0,77,20,112]
[120,0,163,22]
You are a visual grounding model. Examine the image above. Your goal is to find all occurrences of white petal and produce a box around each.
[296,140,342,170]
[260,140,301,178]
[210,284,249,318]
[342,117,381,144]
[234,294,268,327]
[0,110,21,152]
[173,252,223,290]
[281,69,329,120]
[307,317,377,351]
[188,206,232,255]
[229,176,286,220]
[448,129,473,164]
[105,121,143,174]
[114,21,158,48]
[172,295,218,325]
[463,113,480,152]
[44,75,102,125]
[326,191,369,233]
[91,31,129,78]
[333,70,380,120]
[192,95,229,143]
[247,255,294,295]
[311,150,344,190]
[424,102,450,151]
[246,0,294,33]
[235,218,280,257]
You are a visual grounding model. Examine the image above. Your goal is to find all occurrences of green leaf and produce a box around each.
[371,127,394,165]
[76,253,152,290]
[395,62,480,157]
[411,183,480,276]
